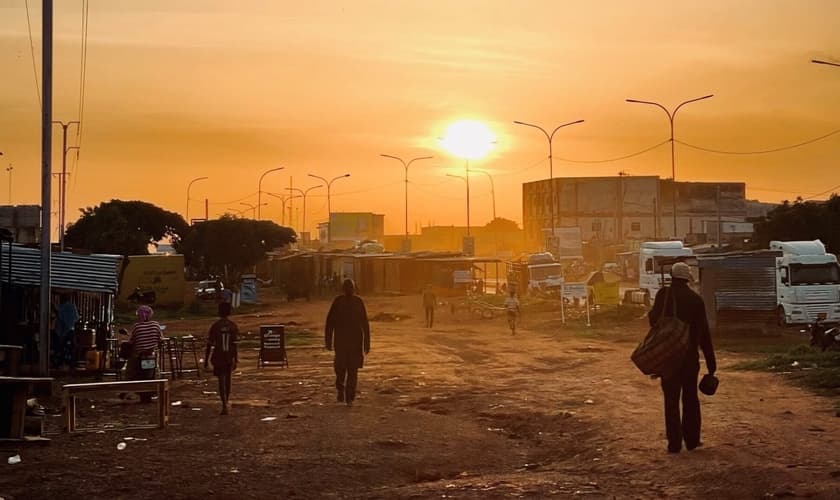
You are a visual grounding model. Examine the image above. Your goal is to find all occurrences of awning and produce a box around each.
[0,244,123,294]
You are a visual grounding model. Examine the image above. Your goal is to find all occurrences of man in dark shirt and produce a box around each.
[648,262,717,453]
[205,302,239,415]
[325,279,371,407]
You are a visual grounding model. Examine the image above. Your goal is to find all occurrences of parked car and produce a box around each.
[195,279,224,300]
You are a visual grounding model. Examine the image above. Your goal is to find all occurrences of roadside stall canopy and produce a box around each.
[0,245,123,293]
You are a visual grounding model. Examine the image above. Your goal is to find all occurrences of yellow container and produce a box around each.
[85,350,102,371]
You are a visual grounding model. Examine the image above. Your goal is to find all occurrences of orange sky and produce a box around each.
[1,0,839,237]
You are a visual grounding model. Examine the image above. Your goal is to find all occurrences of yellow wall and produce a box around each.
[118,254,186,306]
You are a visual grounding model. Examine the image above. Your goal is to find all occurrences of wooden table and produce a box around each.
[0,376,53,441]
[0,344,23,376]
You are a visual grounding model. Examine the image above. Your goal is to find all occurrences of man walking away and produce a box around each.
[648,262,716,453]
[422,285,436,328]
[325,279,371,407]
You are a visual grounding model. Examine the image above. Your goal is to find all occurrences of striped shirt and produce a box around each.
[130,321,163,354]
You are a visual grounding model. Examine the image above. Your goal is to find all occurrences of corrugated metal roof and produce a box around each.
[0,245,123,294]
[699,252,778,312]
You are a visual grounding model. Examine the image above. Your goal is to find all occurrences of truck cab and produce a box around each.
[525,252,564,296]
[637,241,695,303]
[771,240,840,326]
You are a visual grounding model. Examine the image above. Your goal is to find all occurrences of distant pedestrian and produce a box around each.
[205,302,239,415]
[422,285,436,328]
[504,289,521,335]
[325,279,370,407]
[648,262,717,453]
[54,294,80,368]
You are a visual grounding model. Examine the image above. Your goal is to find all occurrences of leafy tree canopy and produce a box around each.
[484,217,521,232]
[65,199,189,255]
[753,195,840,252]
[177,216,296,282]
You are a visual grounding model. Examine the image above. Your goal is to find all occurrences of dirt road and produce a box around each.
[2,296,840,499]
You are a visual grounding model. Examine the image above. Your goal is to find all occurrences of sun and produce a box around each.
[440,120,496,160]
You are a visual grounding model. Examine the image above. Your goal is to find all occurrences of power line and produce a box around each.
[803,184,840,201]
[553,139,670,164]
[76,0,89,146]
[207,192,259,205]
[24,0,41,111]
[677,128,840,155]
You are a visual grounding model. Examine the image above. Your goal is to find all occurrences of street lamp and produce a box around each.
[472,169,496,221]
[5,164,13,205]
[239,202,266,219]
[307,173,350,243]
[186,176,209,224]
[446,173,471,235]
[812,59,840,68]
[265,192,290,226]
[257,167,284,220]
[513,119,584,241]
[52,121,80,251]
[380,154,433,244]
[626,94,713,238]
[286,185,322,239]
[440,120,496,240]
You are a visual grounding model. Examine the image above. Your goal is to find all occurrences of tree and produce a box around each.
[65,199,189,255]
[177,216,296,283]
[753,195,840,251]
[484,217,520,232]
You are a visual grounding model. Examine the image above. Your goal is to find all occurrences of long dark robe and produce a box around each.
[325,294,370,369]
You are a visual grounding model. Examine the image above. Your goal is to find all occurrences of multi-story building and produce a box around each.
[522,176,748,250]
[317,212,385,245]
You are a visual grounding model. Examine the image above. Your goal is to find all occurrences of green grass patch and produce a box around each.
[736,345,840,399]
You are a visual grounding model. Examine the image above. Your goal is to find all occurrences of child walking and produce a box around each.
[205,302,239,415]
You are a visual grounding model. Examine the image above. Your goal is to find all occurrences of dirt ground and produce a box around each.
[2,293,840,499]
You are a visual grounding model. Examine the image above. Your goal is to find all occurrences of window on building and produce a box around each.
[631,222,641,232]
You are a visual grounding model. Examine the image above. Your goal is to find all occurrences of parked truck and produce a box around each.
[507,252,565,297]
[623,241,695,306]
[771,240,840,326]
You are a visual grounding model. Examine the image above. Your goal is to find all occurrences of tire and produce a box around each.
[776,306,787,328]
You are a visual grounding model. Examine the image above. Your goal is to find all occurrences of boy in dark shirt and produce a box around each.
[205,302,239,415]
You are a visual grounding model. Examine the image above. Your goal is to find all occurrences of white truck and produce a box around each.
[771,240,840,326]
[624,241,695,306]
[525,252,565,296]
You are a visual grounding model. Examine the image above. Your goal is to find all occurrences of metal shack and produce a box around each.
[697,250,781,332]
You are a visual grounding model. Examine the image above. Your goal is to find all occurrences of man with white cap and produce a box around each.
[648,261,717,453]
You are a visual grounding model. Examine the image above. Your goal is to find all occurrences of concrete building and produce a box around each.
[317,212,385,244]
[0,205,41,244]
[522,176,748,251]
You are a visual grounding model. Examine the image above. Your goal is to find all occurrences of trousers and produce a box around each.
[334,361,359,402]
[660,359,701,452]
[425,307,435,328]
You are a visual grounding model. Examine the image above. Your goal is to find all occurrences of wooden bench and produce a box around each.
[62,379,170,432]
[0,376,53,442]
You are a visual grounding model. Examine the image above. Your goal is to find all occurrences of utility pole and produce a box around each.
[40,0,54,376]
[257,167,284,220]
[307,173,350,243]
[51,120,79,251]
[380,154,433,249]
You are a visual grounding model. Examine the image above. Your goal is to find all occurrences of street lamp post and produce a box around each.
[446,173,471,235]
[258,167,284,220]
[380,154,433,245]
[625,95,713,238]
[286,185,322,239]
[307,173,350,243]
[513,119,584,243]
[812,59,840,68]
[5,164,13,204]
[239,202,266,219]
[265,192,290,225]
[186,176,209,224]
[52,120,80,251]
[472,169,496,220]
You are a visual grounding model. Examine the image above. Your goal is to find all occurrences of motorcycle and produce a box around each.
[805,316,840,352]
[127,287,156,305]
[117,328,158,402]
